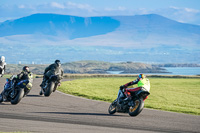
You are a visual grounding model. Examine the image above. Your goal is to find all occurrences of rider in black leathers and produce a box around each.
[16,66,33,96]
[40,60,64,93]
[3,66,33,98]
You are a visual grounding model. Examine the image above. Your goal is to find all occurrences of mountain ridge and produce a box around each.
[0,13,199,64]
[1,13,200,47]
[0,13,120,39]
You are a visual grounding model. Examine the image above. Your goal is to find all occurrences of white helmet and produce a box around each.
[0,56,5,62]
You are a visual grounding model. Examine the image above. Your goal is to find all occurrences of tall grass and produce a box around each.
[58,77,200,115]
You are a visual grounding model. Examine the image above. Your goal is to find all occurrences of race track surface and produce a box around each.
[0,78,199,133]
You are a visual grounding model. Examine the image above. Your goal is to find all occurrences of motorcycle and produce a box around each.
[40,75,60,97]
[108,88,150,117]
[0,76,29,105]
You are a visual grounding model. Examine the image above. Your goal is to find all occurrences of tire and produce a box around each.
[11,89,24,105]
[129,98,144,117]
[108,99,117,114]
[0,94,3,103]
[44,81,55,97]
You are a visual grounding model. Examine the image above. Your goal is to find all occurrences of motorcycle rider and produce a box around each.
[3,66,33,98]
[0,56,6,77]
[40,60,63,93]
[118,74,150,104]
[16,66,33,96]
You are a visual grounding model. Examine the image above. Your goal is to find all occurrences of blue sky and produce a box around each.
[1,0,200,25]
[1,0,200,9]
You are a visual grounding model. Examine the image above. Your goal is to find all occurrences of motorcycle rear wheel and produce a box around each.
[108,99,117,114]
[129,98,144,117]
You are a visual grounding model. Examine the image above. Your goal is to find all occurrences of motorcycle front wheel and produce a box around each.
[11,88,24,105]
[44,81,55,97]
[108,99,117,114]
[129,98,144,117]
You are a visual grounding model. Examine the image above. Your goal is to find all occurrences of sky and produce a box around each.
[0,0,200,25]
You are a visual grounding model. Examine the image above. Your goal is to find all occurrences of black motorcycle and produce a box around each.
[0,76,29,105]
[40,75,60,97]
[108,88,150,117]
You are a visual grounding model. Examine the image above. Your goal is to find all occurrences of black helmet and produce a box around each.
[23,66,29,72]
[55,60,61,67]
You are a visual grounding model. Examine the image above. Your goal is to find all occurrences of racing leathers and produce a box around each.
[41,63,64,87]
[3,70,33,98]
[16,70,33,96]
[118,77,150,104]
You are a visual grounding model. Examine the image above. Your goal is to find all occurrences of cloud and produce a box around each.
[154,7,200,25]
[67,1,93,10]
[105,6,126,11]
[48,1,94,11]
[170,6,199,13]
[18,5,25,9]
[50,2,65,9]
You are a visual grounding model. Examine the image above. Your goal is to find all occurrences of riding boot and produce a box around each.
[39,89,44,95]
[40,77,47,88]
[40,80,45,87]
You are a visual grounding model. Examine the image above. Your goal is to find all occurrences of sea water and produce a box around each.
[107,67,200,75]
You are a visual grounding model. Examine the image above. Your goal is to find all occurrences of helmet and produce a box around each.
[138,74,145,79]
[55,60,61,67]
[0,56,5,62]
[23,66,29,72]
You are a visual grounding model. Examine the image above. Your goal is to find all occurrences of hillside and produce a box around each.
[62,60,166,74]
[0,14,120,39]
[5,61,166,74]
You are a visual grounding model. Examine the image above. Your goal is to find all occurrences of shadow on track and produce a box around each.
[34,111,124,117]
[26,95,43,97]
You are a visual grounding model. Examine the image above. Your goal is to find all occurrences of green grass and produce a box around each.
[58,77,200,115]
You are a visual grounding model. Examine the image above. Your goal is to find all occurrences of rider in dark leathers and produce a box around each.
[40,60,64,93]
[3,66,33,98]
[16,66,33,96]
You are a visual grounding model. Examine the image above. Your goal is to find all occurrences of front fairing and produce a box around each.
[17,80,29,88]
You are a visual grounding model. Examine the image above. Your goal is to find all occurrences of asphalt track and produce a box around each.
[0,78,199,133]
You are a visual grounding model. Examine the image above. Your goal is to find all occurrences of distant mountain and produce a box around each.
[0,13,120,39]
[0,13,200,64]
[113,15,200,45]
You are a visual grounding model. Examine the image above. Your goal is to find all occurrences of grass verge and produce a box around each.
[58,77,200,115]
